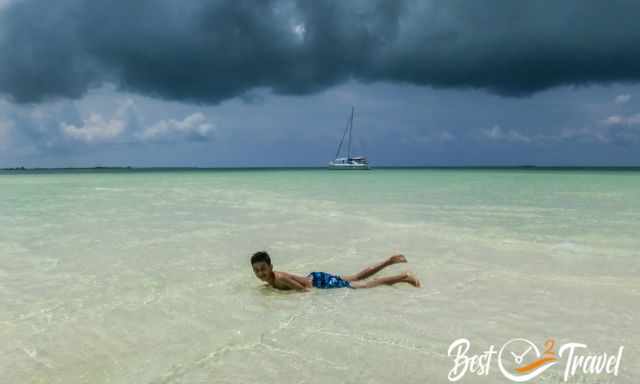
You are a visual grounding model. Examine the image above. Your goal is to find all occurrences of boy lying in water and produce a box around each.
[250,251,421,291]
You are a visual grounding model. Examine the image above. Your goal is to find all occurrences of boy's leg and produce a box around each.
[341,254,407,282]
[350,272,421,288]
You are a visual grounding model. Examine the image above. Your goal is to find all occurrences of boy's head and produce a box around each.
[251,251,273,281]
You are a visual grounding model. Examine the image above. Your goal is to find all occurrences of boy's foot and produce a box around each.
[403,272,421,288]
[389,254,407,264]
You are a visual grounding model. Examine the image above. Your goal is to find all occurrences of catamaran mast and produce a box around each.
[347,106,354,159]
[335,111,350,160]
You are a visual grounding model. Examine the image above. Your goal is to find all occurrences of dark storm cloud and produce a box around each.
[2,0,640,104]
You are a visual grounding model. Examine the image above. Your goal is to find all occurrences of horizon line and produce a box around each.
[2,165,640,171]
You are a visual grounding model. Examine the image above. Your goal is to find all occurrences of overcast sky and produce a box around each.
[2,0,640,167]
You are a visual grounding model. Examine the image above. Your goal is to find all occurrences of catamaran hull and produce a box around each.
[327,163,370,170]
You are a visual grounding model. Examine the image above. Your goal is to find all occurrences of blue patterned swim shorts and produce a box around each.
[308,272,352,289]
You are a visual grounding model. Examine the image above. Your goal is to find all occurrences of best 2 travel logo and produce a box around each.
[447,338,624,382]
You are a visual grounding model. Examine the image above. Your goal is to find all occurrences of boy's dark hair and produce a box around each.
[251,251,271,265]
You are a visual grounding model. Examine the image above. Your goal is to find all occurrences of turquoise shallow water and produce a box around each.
[1,169,638,383]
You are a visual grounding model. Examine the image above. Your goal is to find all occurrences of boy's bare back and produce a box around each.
[271,271,312,291]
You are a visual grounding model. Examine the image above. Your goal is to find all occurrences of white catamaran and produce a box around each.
[328,107,369,170]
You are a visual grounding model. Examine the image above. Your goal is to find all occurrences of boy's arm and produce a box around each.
[279,276,310,291]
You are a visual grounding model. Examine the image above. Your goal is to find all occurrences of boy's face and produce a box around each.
[252,261,272,281]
